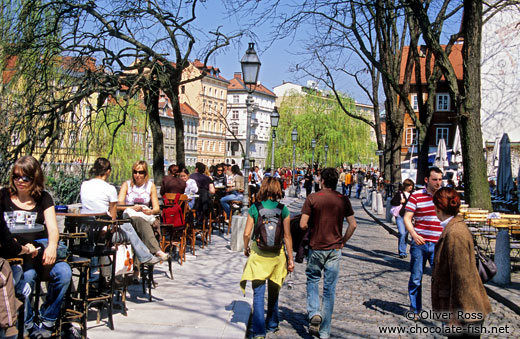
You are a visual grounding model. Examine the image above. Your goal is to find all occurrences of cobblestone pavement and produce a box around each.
[263,197,520,338]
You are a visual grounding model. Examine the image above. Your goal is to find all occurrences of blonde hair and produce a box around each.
[131,160,149,186]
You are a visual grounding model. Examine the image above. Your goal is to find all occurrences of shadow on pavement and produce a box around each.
[279,306,314,339]
[362,298,408,317]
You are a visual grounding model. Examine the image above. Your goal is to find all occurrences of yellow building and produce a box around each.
[179,60,229,165]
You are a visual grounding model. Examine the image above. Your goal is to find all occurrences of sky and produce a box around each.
[193,1,372,104]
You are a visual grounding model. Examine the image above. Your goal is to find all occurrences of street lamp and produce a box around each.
[311,139,316,169]
[270,107,280,171]
[336,149,339,167]
[324,144,329,167]
[241,42,261,211]
[291,128,298,186]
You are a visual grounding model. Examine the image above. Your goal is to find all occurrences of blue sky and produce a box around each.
[194,1,371,104]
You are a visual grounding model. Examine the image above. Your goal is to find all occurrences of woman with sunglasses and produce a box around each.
[118,161,169,261]
[0,155,72,337]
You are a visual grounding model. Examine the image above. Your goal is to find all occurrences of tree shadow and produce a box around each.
[362,298,408,317]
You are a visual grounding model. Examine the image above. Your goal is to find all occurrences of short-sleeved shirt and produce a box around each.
[405,188,443,243]
[0,187,53,239]
[248,200,290,225]
[301,188,354,250]
[80,179,118,214]
[190,172,212,191]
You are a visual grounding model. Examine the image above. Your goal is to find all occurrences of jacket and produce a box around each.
[0,257,21,333]
[431,216,492,322]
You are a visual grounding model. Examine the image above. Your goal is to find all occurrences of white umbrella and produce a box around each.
[451,126,462,166]
[434,138,449,169]
[409,144,415,170]
[491,136,500,177]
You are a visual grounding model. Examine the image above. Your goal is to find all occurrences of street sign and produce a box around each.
[375,150,384,156]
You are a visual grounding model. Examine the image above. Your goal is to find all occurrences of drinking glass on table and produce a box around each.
[25,212,37,228]
[3,212,15,228]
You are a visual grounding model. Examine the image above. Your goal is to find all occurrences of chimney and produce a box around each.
[234,72,242,80]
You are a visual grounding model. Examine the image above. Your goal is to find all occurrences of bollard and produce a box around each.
[385,197,393,222]
[376,193,384,215]
[492,228,511,285]
[230,215,248,251]
[371,191,377,211]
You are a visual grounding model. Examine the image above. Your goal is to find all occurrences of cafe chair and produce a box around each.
[160,193,189,272]
[227,200,243,235]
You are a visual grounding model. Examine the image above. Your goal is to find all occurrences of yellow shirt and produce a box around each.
[345,173,353,185]
[240,242,288,294]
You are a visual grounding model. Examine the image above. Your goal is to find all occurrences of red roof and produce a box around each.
[399,44,463,84]
[180,102,199,118]
[228,72,276,97]
[192,59,228,82]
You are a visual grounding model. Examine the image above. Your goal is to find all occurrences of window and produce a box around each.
[436,127,449,145]
[232,110,239,119]
[231,126,238,135]
[180,85,185,94]
[436,94,450,111]
[411,94,419,111]
[233,95,239,104]
[405,128,417,146]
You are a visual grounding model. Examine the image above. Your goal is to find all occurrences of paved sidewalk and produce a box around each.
[362,199,520,316]
[86,231,251,339]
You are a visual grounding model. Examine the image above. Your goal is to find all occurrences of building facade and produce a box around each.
[179,60,229,165]
[226,73,277,169]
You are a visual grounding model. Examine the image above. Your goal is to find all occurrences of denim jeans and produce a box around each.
[220,192,243,217]
[249,280,280,338]
[408,241,435,314]
[341,183,347,195]
[355,183,363,199]
[23,261,72,327]
[346,184,352,198]
[306,248,341,339]
[396,216,408,257]
[117,222,154,263]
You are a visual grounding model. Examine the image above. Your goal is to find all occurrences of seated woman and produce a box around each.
[220,165,244,218]
[0,156,72,338]
[179,168,198,209]
[80,158,161,265]
[212,164,227,200]
[118,161,169,261]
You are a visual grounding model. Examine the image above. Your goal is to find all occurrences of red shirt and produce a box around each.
[405,188,443,243]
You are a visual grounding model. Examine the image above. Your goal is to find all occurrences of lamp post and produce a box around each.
[324,144,329,167]
[270,107,280,171]
[336,149,339,167]
[240,43,261,212]
[291,128,298,186]
[311,139,316,169]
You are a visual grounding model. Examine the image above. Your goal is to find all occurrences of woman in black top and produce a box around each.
[303,168,314,197]
[0,156,72,337]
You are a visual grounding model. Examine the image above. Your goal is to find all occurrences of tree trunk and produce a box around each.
[416,125,430,184]
[461,0,491,210]
[145,86,164,185]
[165,78,185,169]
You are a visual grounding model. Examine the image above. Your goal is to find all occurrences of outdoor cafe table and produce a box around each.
[10,223,45,242]
[489,220,519,285]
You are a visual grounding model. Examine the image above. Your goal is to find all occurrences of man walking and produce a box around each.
[300,168,357,338]
[403,167,443,319]
[345,170,353,198]
[339,169,346,195]
[355,169,365,199]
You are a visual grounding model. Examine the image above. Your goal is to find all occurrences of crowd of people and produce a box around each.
[0,157,496,339]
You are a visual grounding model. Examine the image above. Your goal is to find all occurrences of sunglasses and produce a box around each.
[13,174,33,183]
[133,170,146,175]
[217,169,223,172]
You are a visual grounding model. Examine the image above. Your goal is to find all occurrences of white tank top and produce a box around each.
[126,180,152,206]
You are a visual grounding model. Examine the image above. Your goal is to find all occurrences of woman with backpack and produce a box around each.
[240,176,294,339]
[390,179,415,258]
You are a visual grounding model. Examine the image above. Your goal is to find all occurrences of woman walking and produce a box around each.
[240,177,294,339]
[390,179,414,258]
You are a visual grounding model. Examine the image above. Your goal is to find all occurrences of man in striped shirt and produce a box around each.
[403,167,443,319]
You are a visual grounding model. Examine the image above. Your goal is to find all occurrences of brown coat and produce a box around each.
[432,216,492,321]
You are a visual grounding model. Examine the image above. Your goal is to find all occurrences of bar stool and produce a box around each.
[62,255,91,338]
[227,200,243,235]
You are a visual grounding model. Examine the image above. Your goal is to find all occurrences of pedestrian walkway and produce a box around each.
[87,232,251,338]
[362,199,520,316]
[272,198,520,338]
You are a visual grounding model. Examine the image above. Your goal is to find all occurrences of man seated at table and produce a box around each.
[160,164,186,196]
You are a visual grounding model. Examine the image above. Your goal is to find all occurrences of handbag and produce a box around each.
[390,205,402,217]
[162,194,185,227]
[475,245,497,283]
[101,244,134,277]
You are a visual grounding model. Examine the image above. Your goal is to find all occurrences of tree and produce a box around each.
[407,0,491,209]
[1,0,240,184]
[271,93,376,168]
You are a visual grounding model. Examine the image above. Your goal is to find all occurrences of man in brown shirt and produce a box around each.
[300,167,357,339]
[160,164,186,196]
